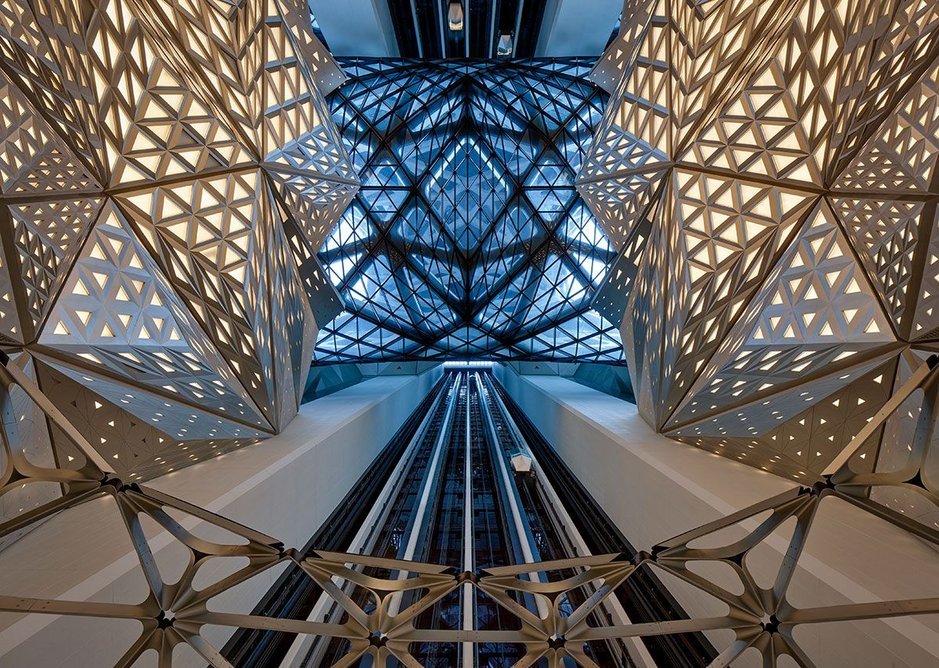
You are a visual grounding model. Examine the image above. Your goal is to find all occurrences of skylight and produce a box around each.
[314,59,626,363]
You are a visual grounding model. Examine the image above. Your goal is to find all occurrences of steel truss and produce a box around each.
[315,59,627,364]
[1,350,936,667]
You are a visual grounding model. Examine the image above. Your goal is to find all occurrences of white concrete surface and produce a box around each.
[497,367,939,668]
[311,0,397,56]
[538,0,622,56]
[0,368,441,667]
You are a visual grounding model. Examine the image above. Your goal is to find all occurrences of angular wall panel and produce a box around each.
[0,0,357,477]
[7,197,102,332]
[0,71,100,195]
[35,359,263,481]
[581,0,939,477]
[39,202,270,431]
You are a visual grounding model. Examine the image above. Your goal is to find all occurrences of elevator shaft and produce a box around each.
[298,370,632,667]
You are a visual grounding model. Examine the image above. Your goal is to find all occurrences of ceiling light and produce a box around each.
[448,2,464,31]
[497,32,513,56]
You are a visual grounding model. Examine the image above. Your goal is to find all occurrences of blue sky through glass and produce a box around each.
[314,59,626,363]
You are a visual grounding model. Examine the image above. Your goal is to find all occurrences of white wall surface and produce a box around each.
[0,368,441,667]
[497,367,939,667]
[538,0,622,56]
[311,0,397,56]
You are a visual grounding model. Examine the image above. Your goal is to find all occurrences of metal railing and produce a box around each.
[0,356,937,667]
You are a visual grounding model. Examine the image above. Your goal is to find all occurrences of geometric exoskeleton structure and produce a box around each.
[579,0,939,487]
[0,0,358,479]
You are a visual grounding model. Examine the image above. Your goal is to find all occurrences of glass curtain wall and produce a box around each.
[315,60,626,363]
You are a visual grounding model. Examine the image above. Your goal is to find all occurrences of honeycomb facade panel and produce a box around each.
[577,169,667,249]
[0,69,101,196]
[875,349,931,475]
[831,196,922,327]
[273,0,347,95]
[828,0,939,182]
[0,0,357,476]
[657,170,819,419]
[621,192,670,422]
[37,201,271,430]
[911,207,939,341]
[0,1,106,177]
[34,359,264,481]
[7,196,103,333]
[670,352,898,478]
[665,199,904,437]
[581,0,939,479]
[80,0,251,188]
[0,231,22,345]
[589,0,657,93]
[39,352,269,443]
[833,58,939,195]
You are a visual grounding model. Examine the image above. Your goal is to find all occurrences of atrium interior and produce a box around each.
[0,0,937,667]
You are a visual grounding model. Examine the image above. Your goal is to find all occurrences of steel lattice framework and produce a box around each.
[0,0,357,483]
[0,0,937,666]
[0,337,937,666]
[579,0,939,492]
[314,59,626,363]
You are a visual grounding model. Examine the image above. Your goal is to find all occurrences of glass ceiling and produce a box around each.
[314,59,625,363]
